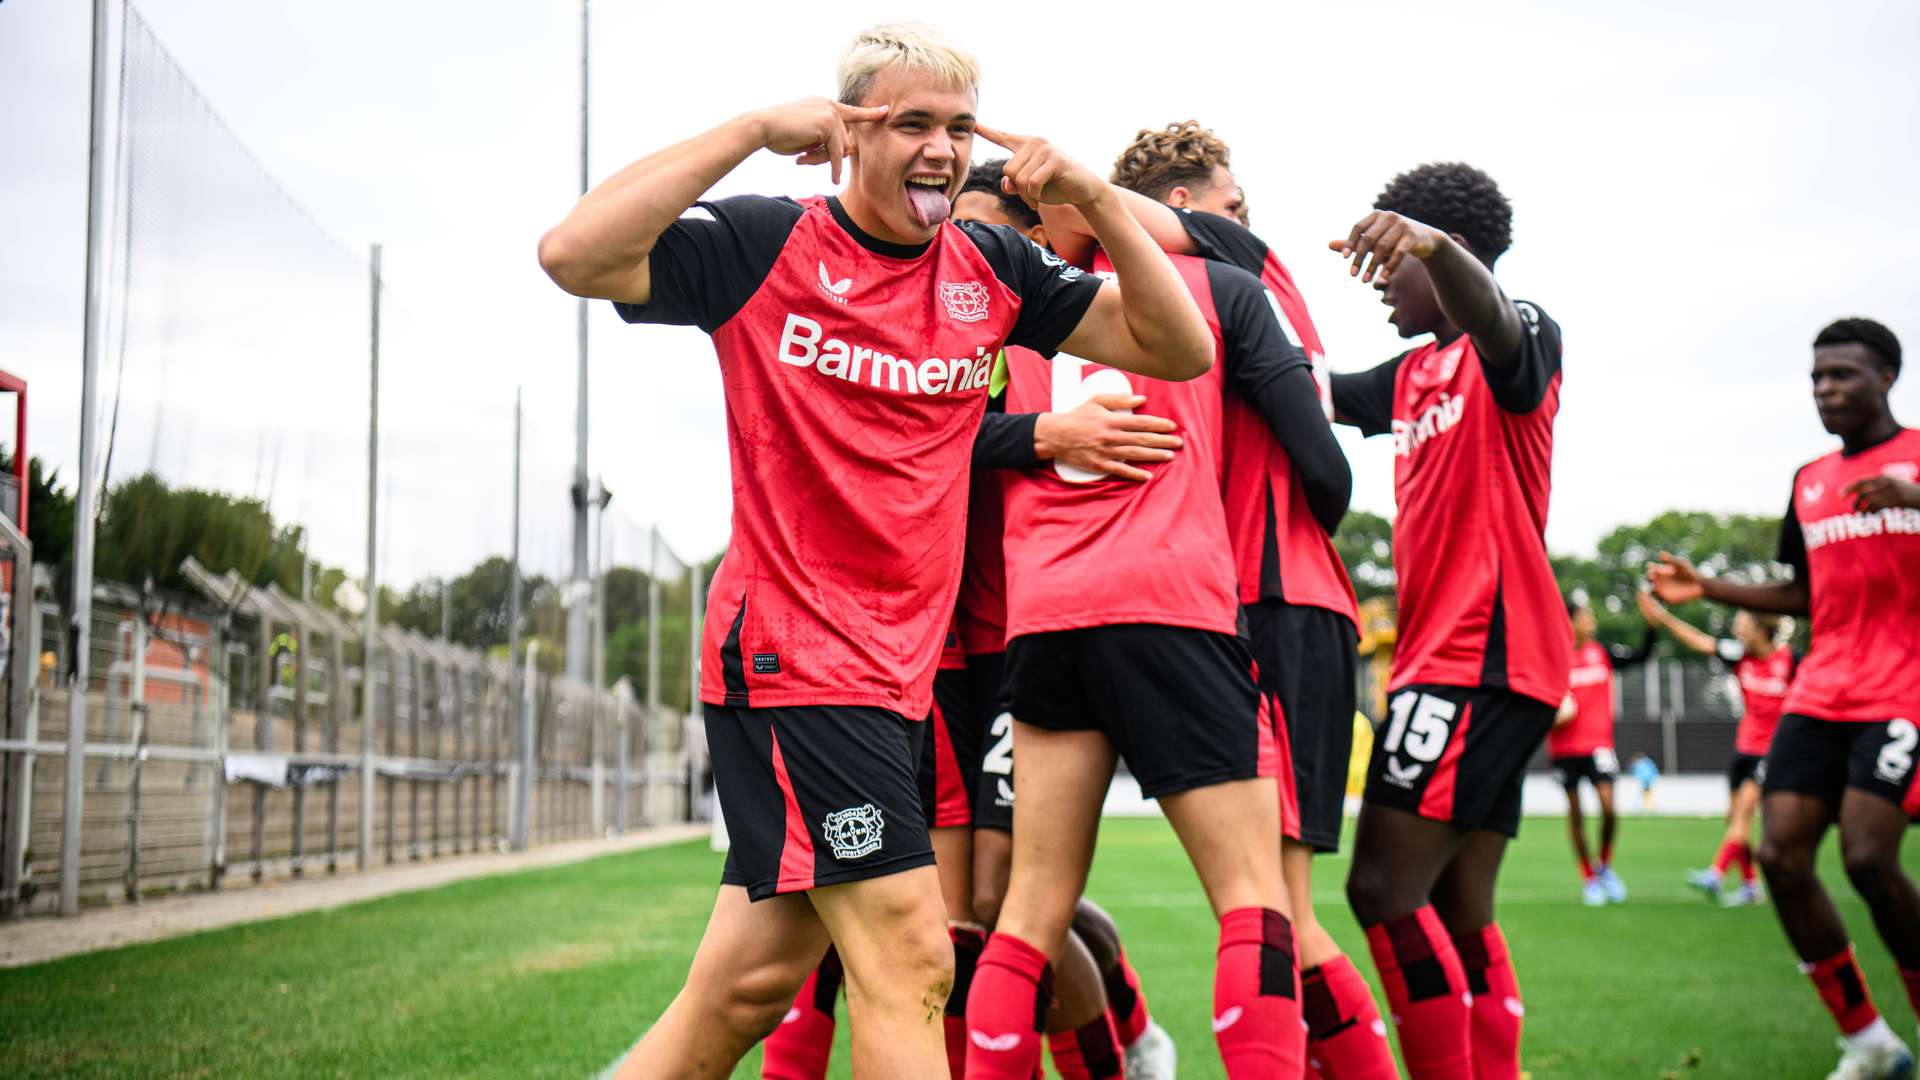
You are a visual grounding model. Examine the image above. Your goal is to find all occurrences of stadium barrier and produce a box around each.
[0,560,690,918]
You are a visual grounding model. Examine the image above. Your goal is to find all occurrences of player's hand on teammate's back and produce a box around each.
[1845,474,1920,512]
[976,125,1108,210]
[1329,210,1451,285]
[1035,394,1182,483]
[1646,553,1705,604]
[753,98,890,185]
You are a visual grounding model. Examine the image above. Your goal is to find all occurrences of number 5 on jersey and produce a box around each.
[1051,353,1135,483]
[1384,690,1459,768]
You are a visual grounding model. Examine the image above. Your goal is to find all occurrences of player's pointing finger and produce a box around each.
[832,102,890,124]
[973,124,1026,151]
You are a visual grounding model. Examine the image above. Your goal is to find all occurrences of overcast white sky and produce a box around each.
[5,0,1919,588]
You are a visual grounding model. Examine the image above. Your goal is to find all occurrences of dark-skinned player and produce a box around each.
[1650,318,1920,1080]
[1326,163,1567,1080]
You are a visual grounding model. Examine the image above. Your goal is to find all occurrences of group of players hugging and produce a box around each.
[538,22,1920,1080]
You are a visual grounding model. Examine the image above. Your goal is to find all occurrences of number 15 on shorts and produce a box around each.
[1384,690,1457,778]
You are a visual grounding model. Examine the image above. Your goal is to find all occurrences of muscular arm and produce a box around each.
[538,116,767,303]
[1418,234,1526,371]
[978,126,1212,380]
[1052,189,1213,380]
[539,99,885,303]
[1698,577,1811,617]
[1035,187,1198,268]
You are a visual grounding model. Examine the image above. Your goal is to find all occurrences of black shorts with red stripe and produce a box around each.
[918,668,982,829]
[966,651,1015,832]
[1004,623,1270,800]
[1247,600,1358,853]
[710,703,935,901]
[1362,683,1555,837]
[1763,714,1920,819]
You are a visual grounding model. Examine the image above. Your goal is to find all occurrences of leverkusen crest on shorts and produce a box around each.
[821,803,885,860]
[938,279,990,323]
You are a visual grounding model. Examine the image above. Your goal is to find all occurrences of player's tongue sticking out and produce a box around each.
[905,177,951,228]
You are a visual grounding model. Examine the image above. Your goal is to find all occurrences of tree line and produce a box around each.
[13,460,1795,708]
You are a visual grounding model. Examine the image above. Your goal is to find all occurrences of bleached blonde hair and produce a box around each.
[837,23,979,106]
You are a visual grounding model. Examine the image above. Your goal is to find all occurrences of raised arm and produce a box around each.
[1647,553,1810,617]
[1638,591,1719,658]
[977,125,1212,381]
[538,99,888,303]
[1330,211,1526,370]
[1034,187,1199,269]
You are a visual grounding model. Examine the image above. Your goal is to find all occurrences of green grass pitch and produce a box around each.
[1,815,1913,1077]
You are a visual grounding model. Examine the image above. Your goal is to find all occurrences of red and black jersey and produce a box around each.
[1548,631,1653,758]
[956,469,1009,656]
[1777,427,1920,722]
[1331,302,1570,708]
[998,251,1304,638]
[1177,211,1357,624]
[1716,640,1795,755]
[616,194,1102,718]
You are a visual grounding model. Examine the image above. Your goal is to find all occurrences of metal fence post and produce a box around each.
[0,524,34,917]
[290,612,307,877]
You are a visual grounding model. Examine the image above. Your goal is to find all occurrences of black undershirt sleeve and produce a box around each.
[1176,210,1270,279]
[1331,355,1404,437]
[956,221,1104,357]
[1777,483,1808,582]
[1482,299,1564,415]
[1210,261,1350,534]
[611,195,803,333]
[973,412,1038,470]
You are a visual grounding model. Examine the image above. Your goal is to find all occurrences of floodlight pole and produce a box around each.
[565,0,592,682]
[358,242,381,872]
[509,389,528,851]
[61,0,116,917]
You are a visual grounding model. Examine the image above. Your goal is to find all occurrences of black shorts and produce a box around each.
[966,651,1015,832]
[1247,601,1358,854]
[1727,752,1766,791]
[1363,684,1555,838]
[710,704,935,901]
[1551,749,1620,790]
[1762,714,1920,819]
[1004,624,1267,800]
[918,669,982,829]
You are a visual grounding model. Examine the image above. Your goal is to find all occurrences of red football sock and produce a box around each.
[1046,1012,1124,1079]
[1301,955,1399,1080]
[1599,841,1613,868]
[945,926,987,1079]
[1102,947,1152,1049]
[1213,907,1305,1078]
[1453,923,1524,1080]
[761,948,842,1080]
[1804,946,1880,1035]
[1710,840,1739,876]
[1737,843,1758,885]
[965,933,1052,1080]
[1576,853,1593,881]
[1364,907,1473,1080]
